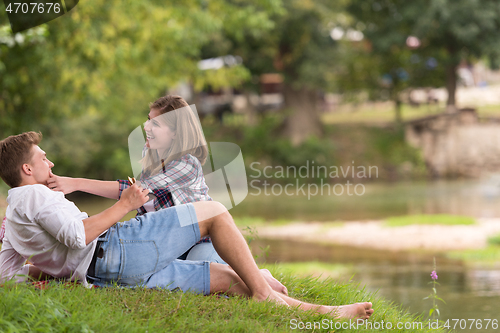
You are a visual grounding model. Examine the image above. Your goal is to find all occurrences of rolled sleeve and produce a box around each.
[117,179,130,199]
[54,214,87,249]
[35,205,87,250]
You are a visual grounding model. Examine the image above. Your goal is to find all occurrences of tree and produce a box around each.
[202,0,347,145]
[345,0,445,123]
[347,0,500,117]
[414,0,500,111]
[0,0,280,178]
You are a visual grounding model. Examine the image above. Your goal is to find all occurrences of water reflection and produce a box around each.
[231,179,500,221]
[467,270,500,297]
[253,238,500,332]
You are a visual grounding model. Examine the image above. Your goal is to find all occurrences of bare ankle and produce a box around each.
[252,288,273,301]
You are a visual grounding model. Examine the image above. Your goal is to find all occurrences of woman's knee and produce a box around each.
[192,201,228,223]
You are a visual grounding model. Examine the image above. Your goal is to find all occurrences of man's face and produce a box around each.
[28,145,54,185]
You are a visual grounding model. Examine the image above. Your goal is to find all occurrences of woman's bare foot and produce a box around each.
[321,302,374,320]
[260,269,288,295]
[252,289,289,306]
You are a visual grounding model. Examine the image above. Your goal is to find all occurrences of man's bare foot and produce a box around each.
[260,269,288,295]
[321,302,374,320]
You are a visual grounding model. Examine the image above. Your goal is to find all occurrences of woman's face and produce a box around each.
[144,108,176,154]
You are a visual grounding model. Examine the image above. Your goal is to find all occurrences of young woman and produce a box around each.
[48,95,221,262]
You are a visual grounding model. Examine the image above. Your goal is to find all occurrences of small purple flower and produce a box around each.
[430,270,438,280]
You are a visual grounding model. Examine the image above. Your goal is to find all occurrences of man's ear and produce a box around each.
[21,163,32,176]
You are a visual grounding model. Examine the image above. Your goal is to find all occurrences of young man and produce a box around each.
[0,131,374,319]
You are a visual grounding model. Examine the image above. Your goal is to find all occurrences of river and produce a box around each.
[251,238,500,332]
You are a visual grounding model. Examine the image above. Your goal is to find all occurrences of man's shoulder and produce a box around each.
[10,184,52,195]
[8,184,57,205]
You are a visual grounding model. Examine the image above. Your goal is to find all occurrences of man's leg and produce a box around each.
[209,263,374,319]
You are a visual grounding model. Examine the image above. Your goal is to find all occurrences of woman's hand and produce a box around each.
[47,172,78,194]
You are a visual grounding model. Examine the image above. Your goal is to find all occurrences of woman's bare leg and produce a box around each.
[276,291,374,319]
[209,264,374,319]
[193,201,285,304]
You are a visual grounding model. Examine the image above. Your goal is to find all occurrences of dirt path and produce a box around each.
[255,218,500,251]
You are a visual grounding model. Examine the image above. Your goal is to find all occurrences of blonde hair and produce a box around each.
[141,95,208,177]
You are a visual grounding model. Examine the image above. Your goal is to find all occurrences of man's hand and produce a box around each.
[119,183,150,211]
[47,172,77,194]
[82,183,149,245]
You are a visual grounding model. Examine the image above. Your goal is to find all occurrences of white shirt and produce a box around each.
[0,184,96,284]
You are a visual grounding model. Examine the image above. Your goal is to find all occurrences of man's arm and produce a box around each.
[1,238,56,283]
[0,237,30,283]
[27,265,52,281]
[82,184,150,244]
[47,174,120,199]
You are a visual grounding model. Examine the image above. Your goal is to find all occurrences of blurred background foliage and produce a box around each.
[1,0,500,183]
[0,0,281,179]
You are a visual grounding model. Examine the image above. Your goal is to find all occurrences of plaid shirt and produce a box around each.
[117,153,212,216]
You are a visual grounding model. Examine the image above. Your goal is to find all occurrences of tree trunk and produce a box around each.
[390,84,402,125]
[445,63,458,113]
[281,84,323,146]
[242,91,258,126]
[394,98,402,125]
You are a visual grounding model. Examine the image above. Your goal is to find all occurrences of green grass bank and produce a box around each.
[0,268,446,333]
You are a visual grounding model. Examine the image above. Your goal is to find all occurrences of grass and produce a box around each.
[321,103,444,125]
[445,246,500,267]
[384,214,476,227]
[444,231,500,266]
[321,101,500,125]
[487,233,500,246]
[0,267,447,333]
[475,103,500,117]
[271,261,353,281]
[234,216,295,228]
[233,216,267,227]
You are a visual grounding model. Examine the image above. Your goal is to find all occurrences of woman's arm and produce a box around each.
[47,174,120,199]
